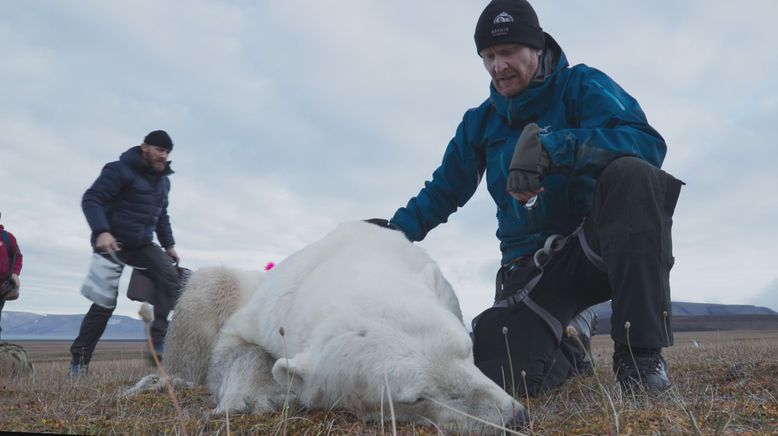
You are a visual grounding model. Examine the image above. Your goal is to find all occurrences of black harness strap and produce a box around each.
[476,220,607,345]
[490,218,605,345]
[576,225,606,272]
[488,232,572,345]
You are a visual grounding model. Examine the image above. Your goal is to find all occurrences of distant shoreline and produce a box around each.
[595,314,778,334]
[2,338,146,342]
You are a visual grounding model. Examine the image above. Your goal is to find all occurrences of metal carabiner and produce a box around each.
[524,195,539,210]
[533,234,564,268]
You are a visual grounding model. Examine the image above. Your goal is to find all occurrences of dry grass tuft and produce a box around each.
[1,331,776,434]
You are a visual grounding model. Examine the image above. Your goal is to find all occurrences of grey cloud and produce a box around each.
[2,1,777,322]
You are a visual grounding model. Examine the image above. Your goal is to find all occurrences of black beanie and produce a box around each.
[143,130,174,151]
[474,0,545,54]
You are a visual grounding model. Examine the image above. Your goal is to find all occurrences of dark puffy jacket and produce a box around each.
[82,146,175,250]
[390,34,666,264]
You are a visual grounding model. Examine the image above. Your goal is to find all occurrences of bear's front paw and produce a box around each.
[212,396,250,416]
[212,395,278,416]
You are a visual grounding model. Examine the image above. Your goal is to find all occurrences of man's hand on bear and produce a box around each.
[363,219,412,242]
[363,218,405,233]
[364,218,392,229]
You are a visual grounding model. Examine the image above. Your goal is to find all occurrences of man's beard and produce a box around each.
[143,155,167,173]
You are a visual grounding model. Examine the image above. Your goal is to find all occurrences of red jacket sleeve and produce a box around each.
[8,232,22,275]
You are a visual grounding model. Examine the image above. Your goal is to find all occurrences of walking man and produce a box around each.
[70,130,181,376]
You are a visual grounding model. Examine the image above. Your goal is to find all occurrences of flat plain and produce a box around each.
[1,330,776,434]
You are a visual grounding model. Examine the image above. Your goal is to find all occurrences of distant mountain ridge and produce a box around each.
[1,311,144,340]
[592,301,776,319]
[592,301,778,334]
[1,301,776,339]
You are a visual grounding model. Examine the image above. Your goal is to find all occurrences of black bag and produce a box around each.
[0,278,18,301]
[0,231,19,301]
[472,304,573,397]
[127,265,192,305]
[127,269,155,303]
[472,262,570,396]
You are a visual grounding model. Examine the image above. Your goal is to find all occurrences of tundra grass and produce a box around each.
[0,331,776,435]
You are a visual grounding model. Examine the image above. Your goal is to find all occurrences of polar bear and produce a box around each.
[151,221,525,431]
[161,266,262,385]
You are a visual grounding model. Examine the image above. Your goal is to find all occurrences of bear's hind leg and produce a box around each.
[207,336,286,415]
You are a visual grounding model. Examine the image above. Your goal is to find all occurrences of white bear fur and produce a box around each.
[162,266,262,385]
[157,221,524,431]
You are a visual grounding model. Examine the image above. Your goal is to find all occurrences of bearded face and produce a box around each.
[140,144,170,173]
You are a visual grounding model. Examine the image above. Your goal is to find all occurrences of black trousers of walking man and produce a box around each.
[70,243,179,366]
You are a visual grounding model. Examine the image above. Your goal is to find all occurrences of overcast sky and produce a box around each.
[2,1,777,326]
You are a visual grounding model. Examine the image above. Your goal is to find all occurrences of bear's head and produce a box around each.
[271,304,526,432]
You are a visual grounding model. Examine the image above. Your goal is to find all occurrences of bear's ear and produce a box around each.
[422,263,463,321]
[422,262,444,290]
[271,355,308,394]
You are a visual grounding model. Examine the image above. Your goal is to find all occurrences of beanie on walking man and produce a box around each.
[143,130,174,151]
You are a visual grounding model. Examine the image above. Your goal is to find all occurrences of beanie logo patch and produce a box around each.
[491,27,510,37]
[493,11,514,24]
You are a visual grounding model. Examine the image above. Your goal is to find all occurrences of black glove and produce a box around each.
[506,123,550,194]
[364,218,392,228]
[363,218,411,242]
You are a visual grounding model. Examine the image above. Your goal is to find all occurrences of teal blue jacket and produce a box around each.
[389,34,666,264]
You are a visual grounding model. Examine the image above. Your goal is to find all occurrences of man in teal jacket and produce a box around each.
[377,0,683,395]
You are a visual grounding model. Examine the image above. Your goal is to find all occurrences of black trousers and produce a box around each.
[473,157,683,396]
[0,298,4,339]
[70,243,178,365]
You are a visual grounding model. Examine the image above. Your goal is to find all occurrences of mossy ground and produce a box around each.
[1,331,776,435]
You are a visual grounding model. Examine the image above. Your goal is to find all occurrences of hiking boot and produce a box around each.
[569,307,597,339]
[566,307,597,375]
[613,343,671,392]
[68,361,89,378]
